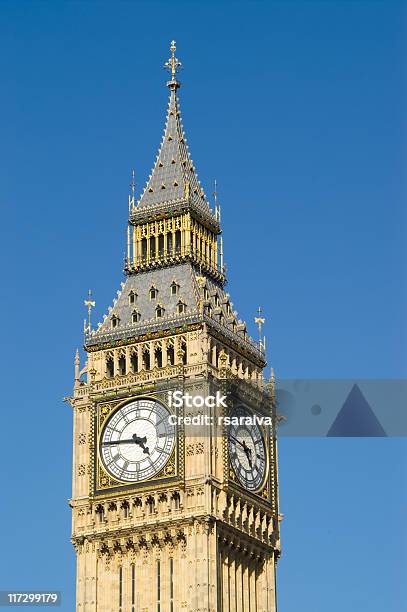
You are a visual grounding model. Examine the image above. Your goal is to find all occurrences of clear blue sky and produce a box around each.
[0,1,406,610]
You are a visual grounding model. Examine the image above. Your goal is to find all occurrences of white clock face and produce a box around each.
[228,406,267,492]
[100,398,175,483]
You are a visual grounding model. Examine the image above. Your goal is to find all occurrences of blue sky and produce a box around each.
[0,1,406,610]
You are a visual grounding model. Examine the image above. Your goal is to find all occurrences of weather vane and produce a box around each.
[84,289,96,335]
[164,40,182,81]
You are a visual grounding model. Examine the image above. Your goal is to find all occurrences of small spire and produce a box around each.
[84,290,96,336]
[129,169,136,211]
[164,40,182,88]
[255,307,266,353]
[213,179,221,222]
[74,349,80,387]
[267,367,275,400]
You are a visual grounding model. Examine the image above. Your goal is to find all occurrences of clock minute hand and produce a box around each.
[102,438,135,446]
[101,435,149,453]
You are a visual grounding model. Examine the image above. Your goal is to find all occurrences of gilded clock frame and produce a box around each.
[90,392,184,498]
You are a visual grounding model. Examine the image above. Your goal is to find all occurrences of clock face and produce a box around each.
[228,405,267,492]
[100,398,175,483]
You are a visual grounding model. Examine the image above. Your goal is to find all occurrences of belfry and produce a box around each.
[69,42,280,611]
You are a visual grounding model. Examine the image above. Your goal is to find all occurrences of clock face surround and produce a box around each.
[228,405,267,492]
[100,398,175,483]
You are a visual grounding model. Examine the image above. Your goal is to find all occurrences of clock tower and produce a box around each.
[68,42,280,611]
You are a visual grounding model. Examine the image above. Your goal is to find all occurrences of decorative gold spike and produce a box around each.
[164,40,182,84]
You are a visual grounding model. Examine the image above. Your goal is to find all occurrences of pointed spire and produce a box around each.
[129,169,136,211]
[83,290,95,336]
[135,41,211,214]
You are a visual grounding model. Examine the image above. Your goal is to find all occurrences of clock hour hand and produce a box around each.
[132,434,150,455]
[229,434,248,450]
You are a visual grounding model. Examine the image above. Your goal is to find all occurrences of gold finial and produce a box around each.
[255,307,266,353]
[164,40,182,85]
[84,290,96,335]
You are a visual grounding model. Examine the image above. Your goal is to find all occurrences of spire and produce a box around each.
[83,290,95,336]
[135,41,211,214]
[255,307,266,354]
[128,169,136,212]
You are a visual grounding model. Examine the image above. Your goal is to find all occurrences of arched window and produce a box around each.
[111,315,120,329]
[170,281,179,296]
[167,233,173,254]
[130,351,138,373]
[141,238,147,260]
[95,504,105,523]
[150,236,156,259]
[121,500,130,519]
[158,234,164,256]
[150,286,158,300]
[106,356,114,378]
[132,310,141,323]
[128,291,137,305]
[175,230,181,253]
[172,491,180,510]
[118,355,126,376]
[167,344,174,366]
[155,346,163,368]
[146,496,155,514]
[156,305,165,318]
[177,301,186,315]
[142,349,150,371]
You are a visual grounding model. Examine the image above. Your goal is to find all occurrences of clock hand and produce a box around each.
[133,434,150,455]
[102,434,149,454]
[241,439,253,468]
[230,434,254,468]
[102,438,135,446]
[229,434,249,451]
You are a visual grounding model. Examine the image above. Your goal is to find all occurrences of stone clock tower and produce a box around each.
[68,42,280,612]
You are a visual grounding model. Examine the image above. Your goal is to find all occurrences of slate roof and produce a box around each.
[86,263,263,362]
[135,81,211,215]
[85,52,264,364]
